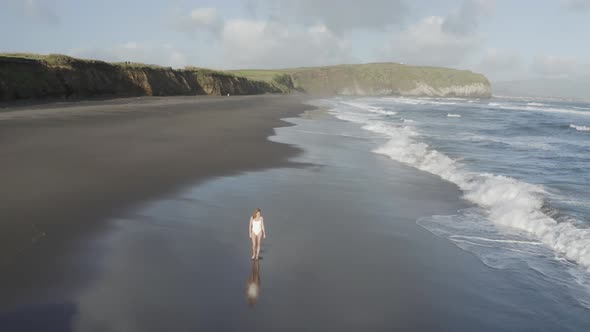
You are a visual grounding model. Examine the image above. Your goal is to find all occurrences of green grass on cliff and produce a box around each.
[229,69,298,82]
[184,66,238,77]
[230,63,490,94]
[1,53,177,71]
[0,53,109,67]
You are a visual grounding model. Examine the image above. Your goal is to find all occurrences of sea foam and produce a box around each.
[332,100,590,272]
[570,124,590,132]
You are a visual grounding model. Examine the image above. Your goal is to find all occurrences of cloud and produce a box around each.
[375,0,493,68]
[246,0,407,33]
[442,0,494,36]
[219,19,355,68]
[70,42,192,69]
[21,0,60,25]
[168,6,355,68]
[478,48,522,72]
[531,55,587,77]
[189,7,218,26]
[561,0,590,11]
[172,7,223,35]
[377,16,481,67]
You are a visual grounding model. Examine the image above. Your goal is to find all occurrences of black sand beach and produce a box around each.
[2,96,589,331]
[0,95,310,307]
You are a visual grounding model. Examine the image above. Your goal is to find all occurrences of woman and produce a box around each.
[249,208,266,260]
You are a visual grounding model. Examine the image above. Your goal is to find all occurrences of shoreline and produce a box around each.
[0,94,313,308]
[2,95,589,331]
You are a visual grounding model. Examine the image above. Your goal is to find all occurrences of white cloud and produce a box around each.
[189,8,218,26]
[377,16,481,67]
[219,19,355,68]
[70,42,192,69]
[246,0,407,33]
[172,7,223,35]
[375,0,493,68]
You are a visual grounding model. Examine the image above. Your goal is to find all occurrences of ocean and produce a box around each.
[316,96,590,310]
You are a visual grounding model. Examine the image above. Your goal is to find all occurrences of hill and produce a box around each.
[231,63,491,98]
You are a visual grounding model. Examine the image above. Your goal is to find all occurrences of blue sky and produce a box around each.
[2,0,589,81]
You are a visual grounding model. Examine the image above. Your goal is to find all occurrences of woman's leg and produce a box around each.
[251,234,257,259]
[255,234,262,259]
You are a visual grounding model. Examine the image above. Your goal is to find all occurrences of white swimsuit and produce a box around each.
[252,219,262,236]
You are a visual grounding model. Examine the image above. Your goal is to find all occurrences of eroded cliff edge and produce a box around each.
[0,54,281,102]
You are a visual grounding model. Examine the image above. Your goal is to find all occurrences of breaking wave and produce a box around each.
[331,101,590,273]
[571,124,590,132]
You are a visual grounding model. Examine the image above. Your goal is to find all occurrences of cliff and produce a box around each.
[0,54,281,102]
[0,55,492,102]
[232,63,492,98]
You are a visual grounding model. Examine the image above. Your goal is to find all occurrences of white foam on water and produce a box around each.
[291,129,388,139]
[498,104,590,117]
[447,114,462,118]
[340,101,397,116]
[381,96,458,106]
[488,101,590,117]
[570,124,590,132]
[330,99,590,274]
[418,210,590,308]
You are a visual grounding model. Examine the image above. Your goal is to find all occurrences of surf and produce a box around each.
[330,98,590,273]
[570,124,590,132]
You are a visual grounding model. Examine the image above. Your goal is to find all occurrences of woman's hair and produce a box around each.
[252,208,261,219]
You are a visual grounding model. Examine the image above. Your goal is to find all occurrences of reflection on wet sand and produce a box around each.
[246,260,261,306]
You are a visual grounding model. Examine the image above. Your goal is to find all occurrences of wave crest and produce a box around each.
[332,100,590,272]
[570,124,590,132]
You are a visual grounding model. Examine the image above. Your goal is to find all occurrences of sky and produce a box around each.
[2,0,590,82]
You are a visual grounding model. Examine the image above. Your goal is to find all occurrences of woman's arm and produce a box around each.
[249,217,253,238]
[261,217,266,238]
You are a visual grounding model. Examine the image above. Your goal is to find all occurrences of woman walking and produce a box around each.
[249,208,266,260]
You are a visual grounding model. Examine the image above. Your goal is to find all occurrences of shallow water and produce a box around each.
[319,96,590,312]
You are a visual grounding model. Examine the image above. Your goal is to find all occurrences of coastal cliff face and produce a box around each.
[336,82,491,98]
[0,54,280,102]
[398,82,491,98]
[0,55,493,102]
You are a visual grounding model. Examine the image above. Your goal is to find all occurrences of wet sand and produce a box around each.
[0,95,311,307]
